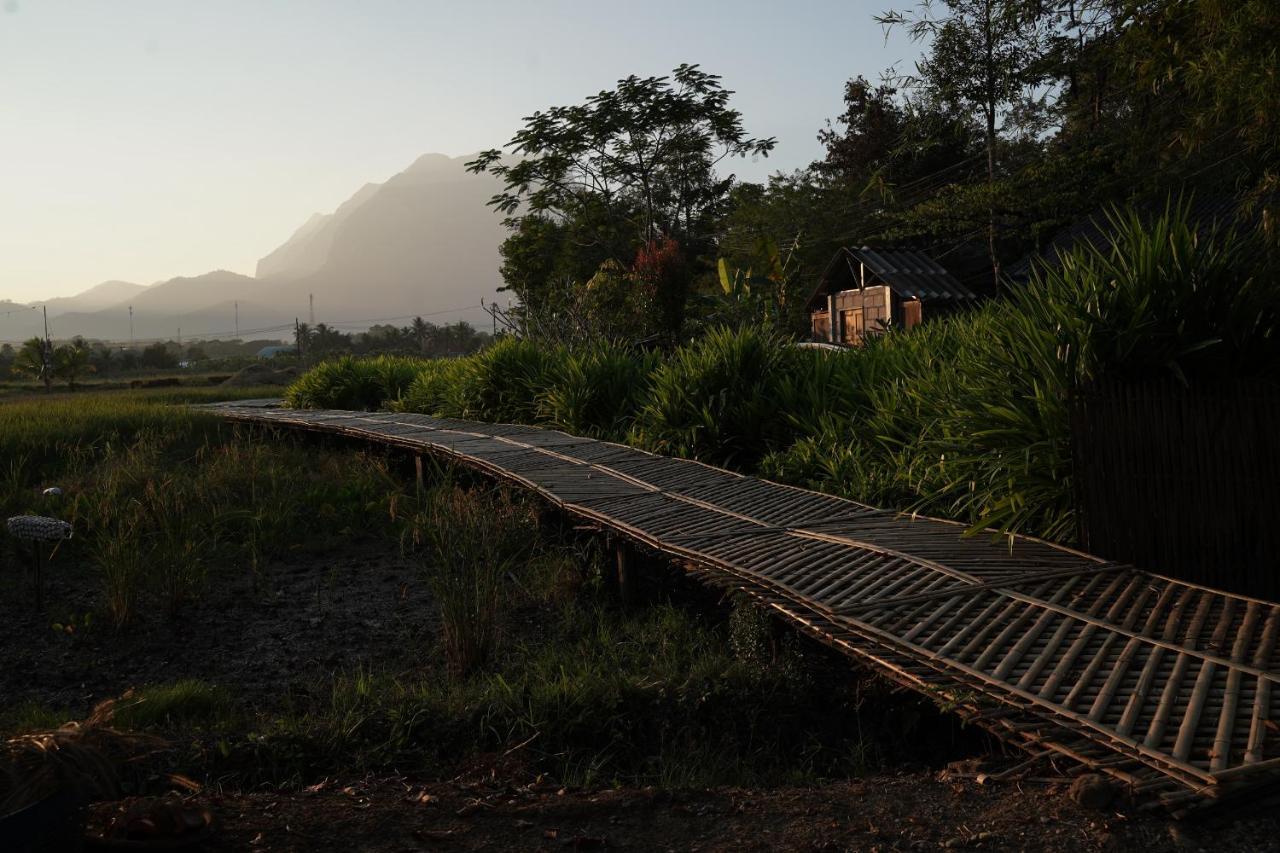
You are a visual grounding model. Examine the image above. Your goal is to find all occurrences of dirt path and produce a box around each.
[162,770,1275,852]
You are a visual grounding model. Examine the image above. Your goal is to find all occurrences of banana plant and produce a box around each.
[713,235,800,327]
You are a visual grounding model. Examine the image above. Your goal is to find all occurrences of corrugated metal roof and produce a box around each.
[810,247,977,307]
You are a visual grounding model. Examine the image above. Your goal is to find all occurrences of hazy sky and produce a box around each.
[1,1,917,303]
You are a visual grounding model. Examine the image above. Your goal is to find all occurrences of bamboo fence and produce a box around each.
[205,400,1280,813]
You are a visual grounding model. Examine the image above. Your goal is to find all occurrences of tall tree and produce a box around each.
[469,64,775,340]
[880,1,1052,284]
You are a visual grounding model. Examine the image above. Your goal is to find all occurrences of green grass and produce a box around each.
[0,386,407,629]
[112,680,232,729]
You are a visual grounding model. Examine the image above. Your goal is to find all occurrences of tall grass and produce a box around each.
[405,485,538,676]
[0,388,409,628]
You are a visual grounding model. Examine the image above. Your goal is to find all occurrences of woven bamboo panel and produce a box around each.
[205,401,1280,811]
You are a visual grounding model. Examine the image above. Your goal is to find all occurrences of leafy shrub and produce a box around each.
[285,355,425,410]
[438,336,559,423]
[540,341,658,439]
[391,358,468,415]
[285,356,382,410]
[635,325,801,468]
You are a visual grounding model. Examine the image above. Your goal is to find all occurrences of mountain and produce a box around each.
[40,280,149,317]
[263,152,507,325]
[255,182,382,280]
[8,152,508,342]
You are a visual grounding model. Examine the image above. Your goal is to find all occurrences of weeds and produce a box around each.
[406,485,538,676]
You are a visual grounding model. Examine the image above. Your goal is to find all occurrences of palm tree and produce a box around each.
[411,316,431,355]
[12,337,51,391]
[53,341,92,388]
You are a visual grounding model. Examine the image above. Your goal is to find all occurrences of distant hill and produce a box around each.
[9,153,508,342]
[41,280,148,316]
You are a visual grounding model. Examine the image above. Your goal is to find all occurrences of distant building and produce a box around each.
[256,345,297,359]
[807,247,977,345]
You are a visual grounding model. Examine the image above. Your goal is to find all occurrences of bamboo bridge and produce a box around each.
[205,400,1280,813]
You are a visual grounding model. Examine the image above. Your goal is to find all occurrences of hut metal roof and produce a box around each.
[809,247,977,309]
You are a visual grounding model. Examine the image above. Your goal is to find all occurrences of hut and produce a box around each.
[806,247,977,345]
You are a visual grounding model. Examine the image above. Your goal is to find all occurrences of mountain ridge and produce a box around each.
[7,153,507,342]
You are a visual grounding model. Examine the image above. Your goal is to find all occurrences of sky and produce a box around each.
[0,0,919,303]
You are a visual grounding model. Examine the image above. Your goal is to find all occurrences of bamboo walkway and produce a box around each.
[206,400,1280,812]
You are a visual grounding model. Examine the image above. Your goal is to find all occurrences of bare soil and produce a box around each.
[96,767,1278,852]
[0,541,432,715]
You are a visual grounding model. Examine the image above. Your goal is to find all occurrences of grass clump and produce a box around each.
[112,680,231,729]
[406,484,539,677]
[540,341,658,440]
[635,324,801,468]
[439,336,558,423]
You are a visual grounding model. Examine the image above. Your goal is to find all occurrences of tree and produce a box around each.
[12,337,51,390]
[469,64,775,338]
[53,339,92,387]
[90,343,115,377]
[879,1,1053,284]
[140,341,178,370]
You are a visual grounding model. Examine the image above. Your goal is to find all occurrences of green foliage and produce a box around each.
[112,680,231,729]
[0,389,406,629]
[392,357,469,416]
[540,341,658,440]
[404,485,539,677]
[440,336,558,423]
[635,325,801,468]
[291,203,1276,543]
[285,355,424,410]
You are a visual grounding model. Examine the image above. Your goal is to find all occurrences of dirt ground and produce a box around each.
[0,541,432,715]
[89,767,1279,852]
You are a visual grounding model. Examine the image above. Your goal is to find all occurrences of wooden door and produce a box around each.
[840,308,863,344]
[902,299,922,329]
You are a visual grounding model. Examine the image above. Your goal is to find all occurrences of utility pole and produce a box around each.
[295,317,304,365]
[41,305,51,393]
[128,306,134,349]
[309,293,315,327]
[234,301,239,339]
